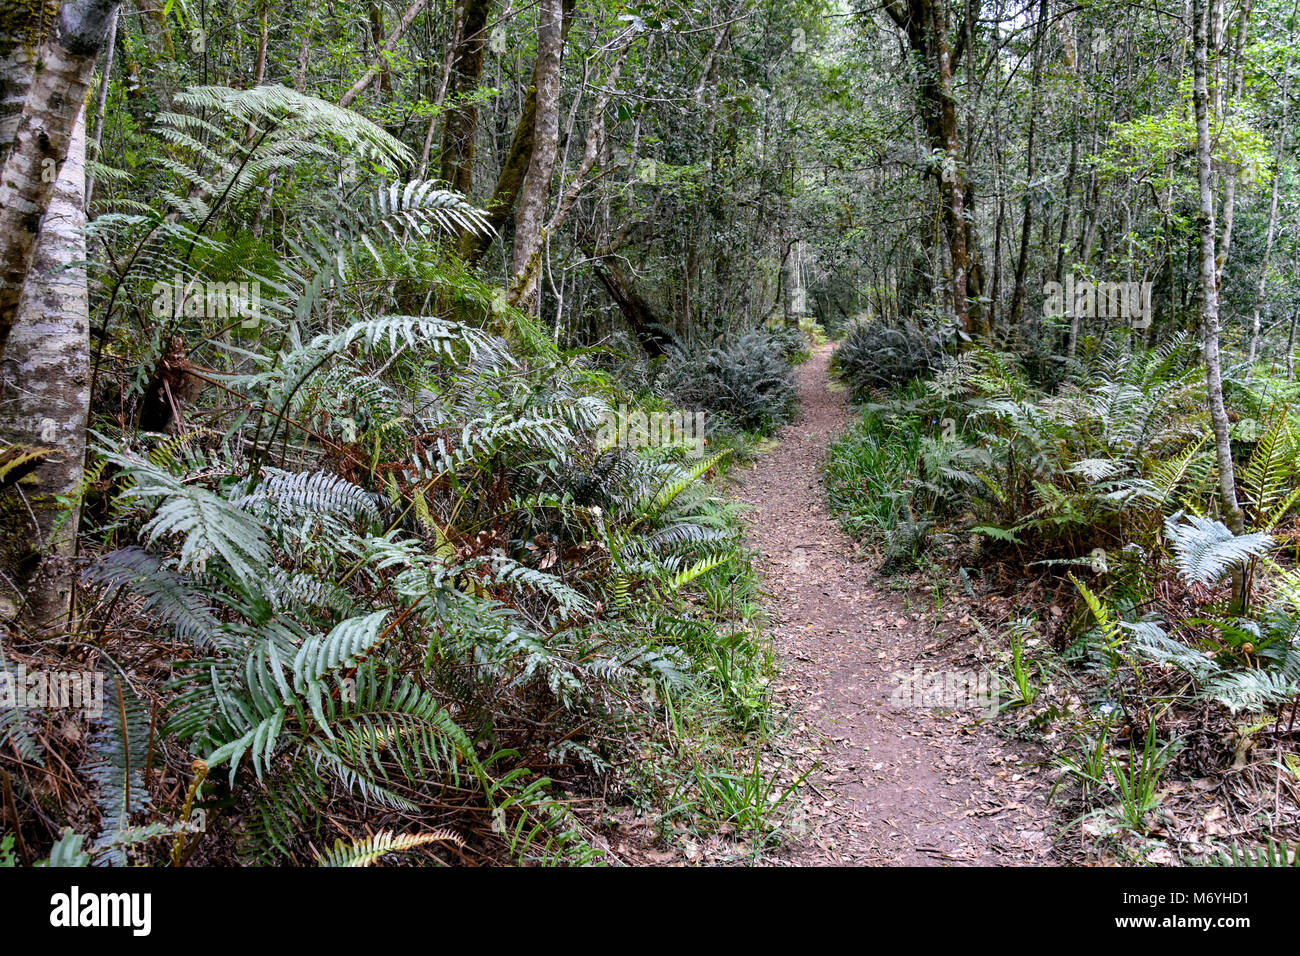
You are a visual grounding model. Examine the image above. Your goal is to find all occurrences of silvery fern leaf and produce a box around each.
[107,450,269,584]
[1069,458,1123,481]
[1121,621,1220,681]
[1164,511,1273,586]
[84,674,152,866]
[1202,670,1299,713]
[236,469,380,526]
[81,547,222,649]
[171,85,411,168]
[309,315,494,359]
[0,639,41,764]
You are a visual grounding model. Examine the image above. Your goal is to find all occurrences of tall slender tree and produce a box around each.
[509,0,564,308]
[0,0,117,362]
[0,2,93,629]
[439,0,493,197]
[1192,0,1248,608]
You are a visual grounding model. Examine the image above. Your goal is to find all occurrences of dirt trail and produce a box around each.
[731,346,1055,865]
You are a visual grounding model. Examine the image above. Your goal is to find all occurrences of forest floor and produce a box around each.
[731,346,1058,865]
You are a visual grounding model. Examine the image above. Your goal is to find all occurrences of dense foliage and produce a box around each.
[3,0,1300,869]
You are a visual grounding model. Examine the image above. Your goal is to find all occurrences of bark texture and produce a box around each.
[0,0,117,362]
[589,255,671,358]
[509,0,564,309]
[439,0,493,197]
[1192,0,1246,561]
[460,0,574,266]
[0,109,90,630]
[884,0,985,336]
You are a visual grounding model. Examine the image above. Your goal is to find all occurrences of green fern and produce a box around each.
[1208,838,1300,866]
[108,450,270,584]
[315,829,464,867]
[82,547,222,648]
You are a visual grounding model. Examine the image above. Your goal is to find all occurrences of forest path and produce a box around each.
[730,345,1055,865]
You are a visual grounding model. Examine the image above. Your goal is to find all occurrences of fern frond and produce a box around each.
[1122,621,1220,681]
[1208,838,1300,866]
[1239,411,1296,525]
[662,552,731,592]
[315,829,463,867]
[40,830,90,868]
[1202,669,1298,713]
[309,315,494,360]
[238,469,380,526]
[171,85,411,168]
[82,547,222,648]
[108,450,270,584]
[1164,512,1274,586]
[83,673,153,865]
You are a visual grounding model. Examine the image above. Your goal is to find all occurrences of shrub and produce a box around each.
[658,329,798,434]
[831,317,944,395]
[0,87,777,864]
[45,321,759,865]
[764,323,810,363]
[826,332,1220,561]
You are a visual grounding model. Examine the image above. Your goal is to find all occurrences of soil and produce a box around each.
[731,345,1057,865]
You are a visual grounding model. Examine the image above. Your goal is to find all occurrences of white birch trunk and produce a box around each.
[0,109,89,630]
[1192,0,1246,560]
[0,0,117,361]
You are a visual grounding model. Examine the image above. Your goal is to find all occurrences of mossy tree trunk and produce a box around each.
[0,3,93,631]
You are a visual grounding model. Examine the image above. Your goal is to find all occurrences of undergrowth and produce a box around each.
[0,86,811,867]
[826,328,1300,864]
